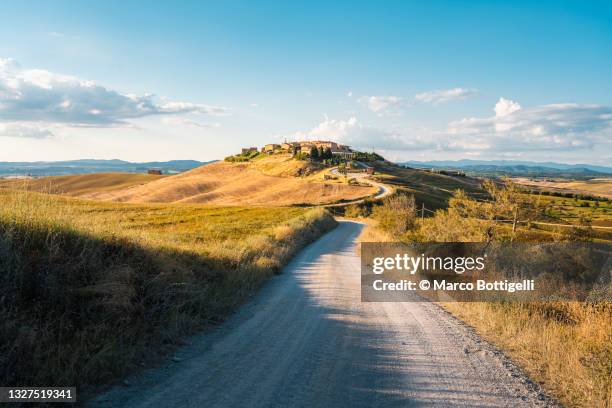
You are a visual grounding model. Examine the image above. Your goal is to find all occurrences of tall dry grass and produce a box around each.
[362,186,611,407]
[0,189,337,391]
[443,302,611,407]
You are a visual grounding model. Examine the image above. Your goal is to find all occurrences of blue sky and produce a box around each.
[0,0,611,164]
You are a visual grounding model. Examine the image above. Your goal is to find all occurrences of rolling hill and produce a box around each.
[0,154,496,209]
[91,155,377,206]
[1,155,378,207]
[372,161,486,210]
[0,173,164,196]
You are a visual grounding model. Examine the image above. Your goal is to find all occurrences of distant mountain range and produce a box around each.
[399,159,612,178]
[0,159,211,177]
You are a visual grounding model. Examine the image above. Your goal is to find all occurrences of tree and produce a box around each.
[416,180,545,243]
[310,146,319,161]
[419,190,496,242]
[481,179,541,241]
[323,147,332,160]
[295,152,308,161]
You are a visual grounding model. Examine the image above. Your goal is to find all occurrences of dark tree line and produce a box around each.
[309,146,332,161]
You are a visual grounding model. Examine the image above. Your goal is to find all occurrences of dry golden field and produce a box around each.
[0,172,163,196]
[443,301,611,407]
[1,156,378,206]
[0,189,337,389]
[513,177,612,199]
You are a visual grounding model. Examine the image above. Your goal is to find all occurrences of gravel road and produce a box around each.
[324,168,392,208]
[90,221,558,408]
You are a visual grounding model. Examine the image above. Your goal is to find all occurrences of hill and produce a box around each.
[371,161,486,210]
[73,155,378,206]
[0,172,164,196]
[0,156,491,209]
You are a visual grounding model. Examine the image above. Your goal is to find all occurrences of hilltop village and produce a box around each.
[225,140,384,175]
[241,140,355,160]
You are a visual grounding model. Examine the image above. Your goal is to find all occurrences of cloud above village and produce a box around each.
[414,87,477,104]
[161,116,221,128]
[448,97,612,152]
[358,87,476,115]
[358,95,405,115]
[2,56,609,163]
[294,115,435,151]
[0,58,228,138]
[296,96,612,160]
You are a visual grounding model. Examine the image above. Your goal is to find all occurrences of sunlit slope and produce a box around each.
[372,162,486,210]
[513,177,612,199]
[0,172,163,196]
[90,156,377,206]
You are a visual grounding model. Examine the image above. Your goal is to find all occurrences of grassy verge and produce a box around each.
[443,302,611,407]
[0,189,337,390]
[350,189,611,408]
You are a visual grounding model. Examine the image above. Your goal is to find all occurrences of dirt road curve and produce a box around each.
[324,168,393,208]
[90,221,557,408]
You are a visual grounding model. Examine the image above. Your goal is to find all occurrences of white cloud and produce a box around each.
[0,122,53,139]
[161,116,220,128]
[294,116,434,151]
[294,97,612,161]
[0,58,228,137]
[358,95,404,113]
[308,115,358,139]
[346,91,353,97]
[415,87,477,104]
[494,97,521,117]
[448,98,612,152]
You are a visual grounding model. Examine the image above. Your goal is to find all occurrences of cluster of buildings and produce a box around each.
[147,168,163,175]
[242,140,354,159]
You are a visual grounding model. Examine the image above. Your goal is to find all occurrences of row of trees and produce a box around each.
[308,146,333,161]
[361,180,594,242]
[294,146,343,165]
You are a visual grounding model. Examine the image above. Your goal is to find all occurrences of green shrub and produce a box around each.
[224,150,260,162]
[372,194,416,236]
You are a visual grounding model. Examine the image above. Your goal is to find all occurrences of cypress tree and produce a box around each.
[310,146,319,161]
